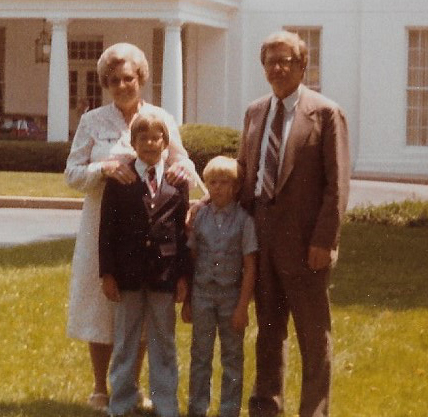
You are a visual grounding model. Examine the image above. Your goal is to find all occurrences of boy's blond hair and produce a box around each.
[130,113,170,148]
[203,156,241,188]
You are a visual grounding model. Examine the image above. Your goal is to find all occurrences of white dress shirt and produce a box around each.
[135,158,165,197]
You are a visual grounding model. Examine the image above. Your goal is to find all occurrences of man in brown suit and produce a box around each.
[238,31,350,417]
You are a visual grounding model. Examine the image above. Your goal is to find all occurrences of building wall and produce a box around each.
[235,0,428,176]
[235,0,360,164]
[2,19,49,116]
[355,0,428,176]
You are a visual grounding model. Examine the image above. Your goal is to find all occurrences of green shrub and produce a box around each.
[180,123,240,175]
[345,199,428,227]
[0,140,71,173]
[0,124,241,174]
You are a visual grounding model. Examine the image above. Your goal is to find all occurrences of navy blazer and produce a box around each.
[99,167,190,293]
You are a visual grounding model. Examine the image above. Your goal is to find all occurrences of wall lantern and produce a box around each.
[35,20,51,63]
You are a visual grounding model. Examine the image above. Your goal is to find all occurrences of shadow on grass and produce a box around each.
[331,223,428,310]
[0,400,102,417]
[0,399,187,416]
[1,223,427,311]
[0,239,75,268]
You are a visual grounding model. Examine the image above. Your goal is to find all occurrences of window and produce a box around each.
[86,71,102,109]
[0,27,5,114]
[68,37,103,113]
[69,70,102,111]
[284,27,321,92]
[407,29,428,146]
[68,38,103,61]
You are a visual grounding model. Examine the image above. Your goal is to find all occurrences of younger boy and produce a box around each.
[99,113,189,417]
[182,156,258,417]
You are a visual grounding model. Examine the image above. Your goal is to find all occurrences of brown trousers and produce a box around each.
[249,204,332,417]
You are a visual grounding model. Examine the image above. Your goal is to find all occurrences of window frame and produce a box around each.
[406,27,428,147]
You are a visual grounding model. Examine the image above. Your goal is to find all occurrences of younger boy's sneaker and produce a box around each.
[138,390,153,410]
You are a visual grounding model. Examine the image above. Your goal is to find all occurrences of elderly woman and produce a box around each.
[65,42,196,412]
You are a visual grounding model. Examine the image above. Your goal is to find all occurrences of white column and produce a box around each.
[47,18,69,142]
[161,19,183,125]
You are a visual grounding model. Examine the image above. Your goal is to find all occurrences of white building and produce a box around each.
[1,0,427,180]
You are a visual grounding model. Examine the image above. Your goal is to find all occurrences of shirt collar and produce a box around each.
[272,83,301,113]
[134,158,164,184]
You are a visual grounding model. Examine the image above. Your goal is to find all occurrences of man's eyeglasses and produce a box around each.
[265,57,299,69]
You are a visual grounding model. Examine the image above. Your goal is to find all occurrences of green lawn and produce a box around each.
[0,223,427,416]
[0,172,83,198]
[0,171,204,200]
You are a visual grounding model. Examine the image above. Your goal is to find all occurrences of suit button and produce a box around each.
[150,203,155,209]
[148,218,152,224]
[146,240,151,247]
[214,262,219,266]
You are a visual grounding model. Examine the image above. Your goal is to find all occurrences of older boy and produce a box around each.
[99,113,189,417]
[183,156,258,417]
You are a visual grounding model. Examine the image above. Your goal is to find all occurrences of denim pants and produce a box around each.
[109,289,178,417]
[188,283,244,417]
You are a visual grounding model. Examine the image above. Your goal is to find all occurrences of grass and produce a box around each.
[0,223,427,416]
[1,172,427,415]
[0,172,83,198]
[0,172,204,200]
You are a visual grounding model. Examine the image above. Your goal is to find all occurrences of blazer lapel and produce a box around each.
[276,86,315,193]
[249,97,271,183]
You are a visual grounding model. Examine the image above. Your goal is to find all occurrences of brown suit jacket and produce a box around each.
[238,85,350,275]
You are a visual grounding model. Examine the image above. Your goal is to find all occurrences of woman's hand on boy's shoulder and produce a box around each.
[165,162,192,186]
[102,156,137,185]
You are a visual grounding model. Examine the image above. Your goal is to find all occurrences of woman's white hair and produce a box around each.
[97,42,149,88]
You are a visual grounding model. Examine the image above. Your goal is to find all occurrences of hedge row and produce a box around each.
[0,140,72,173]
[0,124,241,174]
[345,200,428,227]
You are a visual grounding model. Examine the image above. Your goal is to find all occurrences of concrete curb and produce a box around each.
[0,196,84,210]
[0,196,200,210]
[352,172,428,185]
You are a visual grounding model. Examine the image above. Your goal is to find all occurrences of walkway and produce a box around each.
[0,179,427,247]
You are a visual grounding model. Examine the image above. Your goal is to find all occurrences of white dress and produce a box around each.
[65,102,193,344]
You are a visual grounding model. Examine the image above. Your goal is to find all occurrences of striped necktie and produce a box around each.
[147,166,157,194]
[262,100,285,201]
